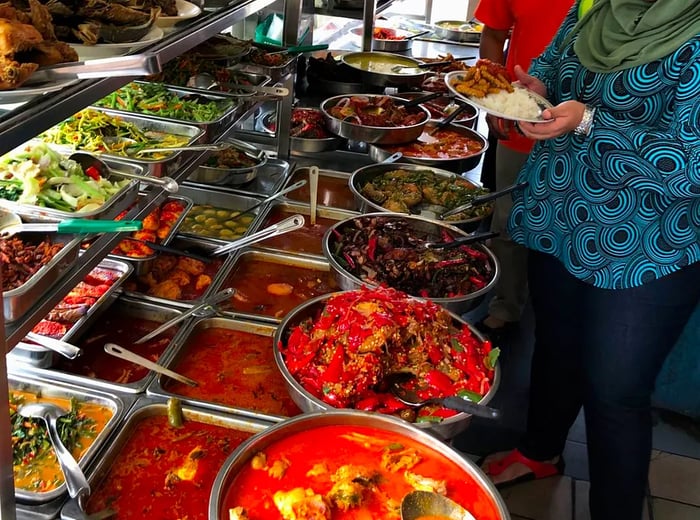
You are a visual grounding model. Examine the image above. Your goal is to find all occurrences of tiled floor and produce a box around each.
[452,302,700,520]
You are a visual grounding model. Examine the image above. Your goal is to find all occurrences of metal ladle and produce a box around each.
[69,151,179,193]
[18,402,91,499]
[401,490,476,520]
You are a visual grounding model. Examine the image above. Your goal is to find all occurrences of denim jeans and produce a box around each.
[519,251,700,520]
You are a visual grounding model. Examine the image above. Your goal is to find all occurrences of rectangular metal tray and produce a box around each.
[8,257,134,368]
[104,81,246,143]
[9,296,183,394]
[7,373,132,506]
[0,144,142,222]
[47,107,205,178]
[207,248,334,324]
[284,166,356,211]
[107,193,194,276]
[231,53,297,82]
[4,233,82,323]
[148,316,291,423]
[60,396,271,520]
[184,157,292,197]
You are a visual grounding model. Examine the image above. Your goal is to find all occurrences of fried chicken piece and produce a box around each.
[176,257,206,276]
[28,39,78,66]
[0,18,43,55]
[28,0,55,40]
[0,56,37,89]
[168,269,191,287]
[148,280,182,300]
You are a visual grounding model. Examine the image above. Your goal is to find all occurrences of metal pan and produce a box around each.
[433,20,483,43]
[260,110,341,153]
[321,94,430,145]
[188,139,267,185]
[349,26,418,53]
[340,51,428,88]
[185,156,292,197]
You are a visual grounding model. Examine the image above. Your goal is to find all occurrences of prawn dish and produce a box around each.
[279,286,498,423]
[329,215,495,298]
[326,96,427,128]
[360,168,490,219]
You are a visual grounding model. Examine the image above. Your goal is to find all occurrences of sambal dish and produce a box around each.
[326,96,427,128]
[380,127,485,160]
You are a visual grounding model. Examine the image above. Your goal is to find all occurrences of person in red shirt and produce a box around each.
[475,0,574,336]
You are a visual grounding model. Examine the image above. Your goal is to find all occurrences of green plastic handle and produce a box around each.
[285,44,329,53]
[57,219,143,234]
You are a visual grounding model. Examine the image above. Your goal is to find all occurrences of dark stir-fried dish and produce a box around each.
[330,215,494,298]
[360,168,490,219]
[204,147,260,169]
[280,287,498,423]
[327,96,427,127]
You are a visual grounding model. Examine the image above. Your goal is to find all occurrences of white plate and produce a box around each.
[445,70,553,123]
[156,0,202,31]
[71,26,165,60]
[0,79,80,106]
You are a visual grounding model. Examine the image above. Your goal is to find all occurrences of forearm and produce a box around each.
[479,27,508,65]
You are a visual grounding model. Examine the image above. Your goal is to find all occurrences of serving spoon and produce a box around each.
[18,332,83,359]
[69,152,179,193]
[401,490,477,520]
[18,402,91,499]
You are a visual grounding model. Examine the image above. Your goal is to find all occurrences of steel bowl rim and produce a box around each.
[320,93,431,131]
[271,289,501,430]
[197,140,268,176]
[340,51,425,78]
[395,91,479,124]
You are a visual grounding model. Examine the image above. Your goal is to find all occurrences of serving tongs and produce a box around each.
[424,231,499,249]
[228,179,307,221]
[188,73,289,98]
[0,214,142,238]
[438,181,529,220]
[211,214,306,256]
[23,54,161,86]
[133,287,235,344]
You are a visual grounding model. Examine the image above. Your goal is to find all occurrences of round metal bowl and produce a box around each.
[433,19,483,43]
[271,292,501,442]
[321,94,430,145]
[209,410,510,520]
[261,109,341,153]
[321,213,499,315]
[350,26,415,52]
[368,122,489,173]
[349,162,493,232]
[340,51,428,88]
[396,91,478,127]
[188,139,267,185]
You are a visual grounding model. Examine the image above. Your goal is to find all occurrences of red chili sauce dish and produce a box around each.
[55,310,179,384]
[285,171,355,211]
[163,326,302,417]
[259,206,337,255]
[219,257,338,319]
[382,128,484,160]
[85,414,253,520]
[222,424,501,520]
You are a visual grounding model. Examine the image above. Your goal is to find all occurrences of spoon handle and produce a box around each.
[26,332,83,359]
[442,396,501,420]
[46,415,91,498]
[309,166,319,226]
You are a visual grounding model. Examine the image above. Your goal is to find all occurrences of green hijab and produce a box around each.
[572,0,700,72]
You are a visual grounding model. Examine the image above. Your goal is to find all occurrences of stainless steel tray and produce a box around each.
[185,157,292,197]
[232,54,297,82]
[108,193,193,276]
[45,107,205,178]
[4,233,82,323]
[96,81,246,143]
[60,396,271,520]
[207,248,335,324]
[0,145,142,222]
[7,373,131,505]
[148,316,294,423]
[9,297,183,394]
[8,258,134,368]
[283,166,355,211]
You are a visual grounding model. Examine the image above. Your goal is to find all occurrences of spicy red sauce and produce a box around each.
[220,257,337,319]
[163,327,301,417]
[259,206,337,255]
[86,414,253,520]
[222,424,502,520]
[286,171,356,210]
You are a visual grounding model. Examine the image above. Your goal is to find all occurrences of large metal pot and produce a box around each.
[368,122,489,173]
[349,162,493,232]
[350,26,415,53]
[270,292,501,442]
[433,20,483,43]
[341,51,428,88]
[321,94,430,145]
[209,411,510,520]
[322,213,499,315]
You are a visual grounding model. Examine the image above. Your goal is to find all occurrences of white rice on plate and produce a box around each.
[475,88,542,120]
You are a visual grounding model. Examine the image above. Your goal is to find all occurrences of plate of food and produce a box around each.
[156,0,202,31]
[445,62,553,123]
[71,26,165,60]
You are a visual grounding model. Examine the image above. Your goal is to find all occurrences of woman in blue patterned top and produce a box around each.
[480,1,700,518]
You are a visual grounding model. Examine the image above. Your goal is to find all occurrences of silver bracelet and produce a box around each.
[574,105,596,137]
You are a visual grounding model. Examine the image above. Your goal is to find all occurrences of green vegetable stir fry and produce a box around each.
[94,82,234,122]
[0,143,130,212]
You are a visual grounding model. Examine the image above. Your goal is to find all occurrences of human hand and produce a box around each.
[517,100,586,140]
[513,65,546,97]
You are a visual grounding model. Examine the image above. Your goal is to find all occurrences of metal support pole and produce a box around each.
[0,287,17,519]
[361,0,377,52]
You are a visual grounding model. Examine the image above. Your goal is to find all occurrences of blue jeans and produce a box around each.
[520,251,700,520]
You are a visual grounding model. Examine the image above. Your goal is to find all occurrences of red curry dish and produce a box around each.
[259,206,338,255]
[223,424,502,520]
[382,127,485,160]
[327,96,427,127]
[279,287,498,423]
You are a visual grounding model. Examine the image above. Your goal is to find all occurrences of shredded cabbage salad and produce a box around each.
[0,143,131,213]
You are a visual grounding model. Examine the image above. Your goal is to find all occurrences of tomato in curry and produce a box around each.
[163,326,302,417]
[259,206,338,255]
[222,425,501,520]
[86,414,253,520]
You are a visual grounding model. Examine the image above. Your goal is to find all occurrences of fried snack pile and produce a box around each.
[453,58,513,98]
[0,0,78,89]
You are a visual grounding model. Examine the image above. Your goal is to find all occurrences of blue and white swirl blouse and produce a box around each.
[509,7,700,289]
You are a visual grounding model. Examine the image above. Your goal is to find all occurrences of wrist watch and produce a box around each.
[574,105,596,137]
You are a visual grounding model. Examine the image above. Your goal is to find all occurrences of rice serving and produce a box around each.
[475,88,542,120]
